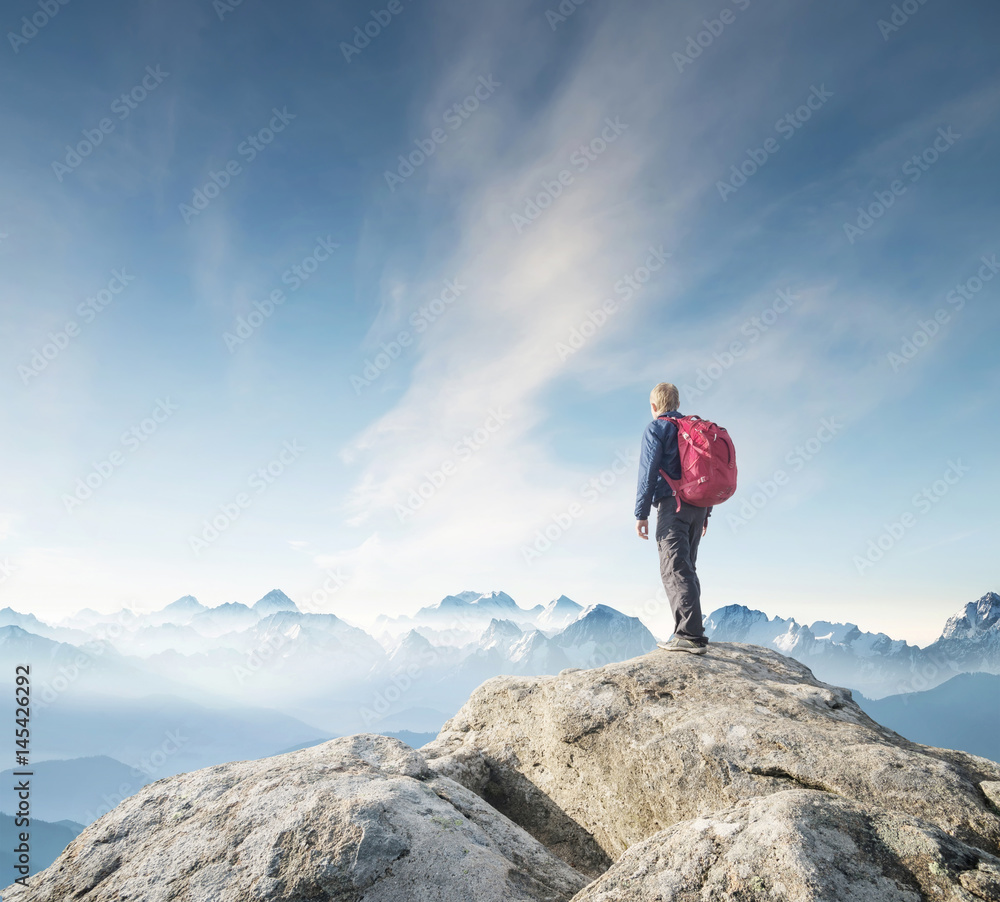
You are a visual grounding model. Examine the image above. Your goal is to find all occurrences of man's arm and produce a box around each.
[634,423,663,539]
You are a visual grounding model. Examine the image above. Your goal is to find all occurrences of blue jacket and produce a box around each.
[634,411,681,520]
[634,411,714,521]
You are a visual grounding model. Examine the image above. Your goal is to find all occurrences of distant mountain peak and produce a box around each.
[479,619,524,654]
[253,590,299,615]
[483,618,522,636]
[477,590,517,607]
[0,624,30,638]
[939,592,1000,641]
[161,595,206,612]
[536,596,584,631]
[435,591,483,609]
[401,628,433,646]
[0,607,45,626]
[555,605,657,662]
[577,603,624,622]
[549,595,581,610]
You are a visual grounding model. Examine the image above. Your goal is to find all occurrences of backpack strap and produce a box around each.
[656,416,682,512]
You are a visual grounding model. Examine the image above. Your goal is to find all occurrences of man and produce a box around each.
[635,382,711,654]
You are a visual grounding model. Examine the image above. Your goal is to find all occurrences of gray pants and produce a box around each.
[655,498,708,642]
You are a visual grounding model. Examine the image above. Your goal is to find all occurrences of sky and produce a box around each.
[0,0,998,645]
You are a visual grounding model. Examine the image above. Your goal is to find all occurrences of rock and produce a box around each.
[571,789,1000,902]
[422,642,1000,874]
[11,644,1000,900]
[2,734,587,902]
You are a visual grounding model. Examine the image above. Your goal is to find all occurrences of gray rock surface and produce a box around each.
[2,734,588,902]
[422,642,1000,875]
[9,643,1000,901]
[572,789,1000,902]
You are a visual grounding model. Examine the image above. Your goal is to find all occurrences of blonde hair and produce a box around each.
[650,382,679,414]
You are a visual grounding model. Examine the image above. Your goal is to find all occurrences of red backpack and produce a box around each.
[657,415,738,512]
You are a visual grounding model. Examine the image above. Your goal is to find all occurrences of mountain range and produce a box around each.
[0,590,658,756]
[704,591,1000,698]
[3,589,999,724]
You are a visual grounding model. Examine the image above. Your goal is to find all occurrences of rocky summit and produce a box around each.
[422,642,1000,897]
[6,642,1000,901]
[3,735,587,902]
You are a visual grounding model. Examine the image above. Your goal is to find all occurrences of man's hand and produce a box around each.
[702,518,709,537]
[636,519,649,540]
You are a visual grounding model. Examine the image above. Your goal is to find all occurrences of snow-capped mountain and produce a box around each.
[703,605,801,649]
[387,629,446,671]
[145,595,207,627]
[508,629,571,673]
[188,602,258,637]
[536,595,585,632]
[924,592,1000,674]
[373,590,545,642]
[0,626,200,701]
[704,594,1000,698]
[938,592,1000,641]
[555,604,657,668]
[703,605,916,660]
[252,589,299,618]
[478,619,524,656]
[8,587,998,733]
[0,607,91,644]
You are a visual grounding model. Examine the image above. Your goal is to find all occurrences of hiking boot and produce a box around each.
[656,636,707,655]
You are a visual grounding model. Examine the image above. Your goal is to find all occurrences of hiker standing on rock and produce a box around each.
[635,383,738,655]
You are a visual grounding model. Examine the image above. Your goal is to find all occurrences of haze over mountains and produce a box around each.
[2,588,997,720]
[2,589,997,731]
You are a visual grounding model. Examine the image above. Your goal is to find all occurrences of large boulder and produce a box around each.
[421,642,1000,875]
[2,734,587,902]
[572,789,1000,902]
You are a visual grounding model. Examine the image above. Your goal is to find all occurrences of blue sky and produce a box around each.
[1,0,998,644]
